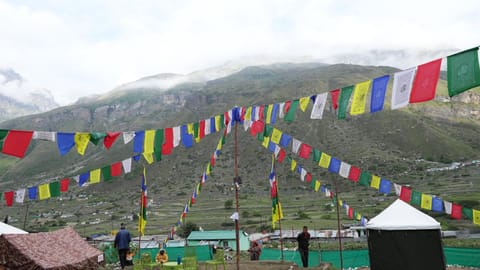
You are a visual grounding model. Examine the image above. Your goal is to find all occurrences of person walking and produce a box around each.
[248,241,262,260]
[297,226,311,268]
[114,223,132,270]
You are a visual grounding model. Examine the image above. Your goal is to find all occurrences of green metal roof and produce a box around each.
[187,230,246,240]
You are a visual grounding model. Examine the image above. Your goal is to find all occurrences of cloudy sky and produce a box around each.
[1,0,479,104]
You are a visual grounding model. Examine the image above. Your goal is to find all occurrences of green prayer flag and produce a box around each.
[462,207,473,220]
[410,190,422,206]
[359,172,371,187]
[220,114,225,129]
[447,48,480,97]
[193,122,199,138]
[154,129,164,161]
[310,178,316,189]
[0,129,8,152]
[265,125,273,137]
[49,181,61,197]
[102,166,112,182]
[89,132,107,145]
[257,128,264,142]
[338,86,354,120]
[284,100,299,122]
[221,134,226,145]
[313,149,321,163]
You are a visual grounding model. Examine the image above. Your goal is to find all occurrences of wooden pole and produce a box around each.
[334,179,344,270]
[138,171,144,258]
[272,154,284,262]
[234,121,240,270]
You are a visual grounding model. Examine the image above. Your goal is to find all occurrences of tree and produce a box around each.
[177,221,199,238]
[224,199,233,209]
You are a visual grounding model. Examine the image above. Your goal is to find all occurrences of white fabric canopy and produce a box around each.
[0,222,28,235]
[366,199,440,230]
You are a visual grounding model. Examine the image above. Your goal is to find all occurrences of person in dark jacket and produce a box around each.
[114,223,132,269]
[297,226,311,268]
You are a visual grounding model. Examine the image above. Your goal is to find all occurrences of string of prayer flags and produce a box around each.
[350,80,371,116]
[391,68,416,110]
[370,75,390,113]
[447,47,480,97]
[337,86,354,119]
[1,130,34,158]
[410,58,442,103]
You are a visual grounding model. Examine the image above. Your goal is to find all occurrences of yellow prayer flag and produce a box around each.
[356,213,361,220]
[319,153,331,168]
[215,115,221,132]
[265,104,274,124]
[299,96,310,112]
[370,175,381,189]
[143,153,154,164]
[291,159,297,171]
[272,202,284,229]
[187,123,194,135]
[270,128,282,144]
[206,163,211,176]
[74,132,91,155]
[262,136,270,148]
[314,180,321,192]
[39,183,51,200]
[245,106,252,121]
[421,194,433,210]
[473,209,480,225]
[350,80,371,115]
[216,139,223,151]
[144,130,155,154]
[90,168,101,184]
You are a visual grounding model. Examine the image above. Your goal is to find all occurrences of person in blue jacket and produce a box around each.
[114,223,132,269]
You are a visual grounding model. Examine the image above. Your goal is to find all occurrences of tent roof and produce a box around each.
[0,222,28,235]
[188,230,247,240]
[0,227,103,269]
[366,199,441,230]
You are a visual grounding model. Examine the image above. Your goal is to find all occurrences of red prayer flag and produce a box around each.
[191,196,195,205]
[60,178,70,192]
[240,107,246,121]
[277,149,286,163]
[4,191,14,206]
[305,172,312,183]
[258,105,265,120]
[330,89,340,110]
[104,132,121,149]
[250,120,264,136]
[162,127,174,155]
[400,186,412,202]
[224,111,230,126]
[199,120,205,139]
[451,203,462,220]
[210,155,215,167]
[111,162,122,177]
[1,130,33,158]
[410,58,442,103]
[348,166,360,182]
[284,101,292,114]
[348,208,354,219]
[298,143,312,159]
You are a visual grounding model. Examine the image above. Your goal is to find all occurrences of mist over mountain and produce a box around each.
[0,68,60,122]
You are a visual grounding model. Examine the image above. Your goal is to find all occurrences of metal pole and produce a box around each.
[334,179,344,270]
[234,121,240,270]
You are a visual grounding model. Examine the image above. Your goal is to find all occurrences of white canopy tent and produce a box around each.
[0,222,28,235]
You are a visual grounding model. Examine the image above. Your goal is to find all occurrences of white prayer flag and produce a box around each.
[278,102,285,118]
[122,158,132,174]
[391,68,416,110]
[292,138,301,154]
[444,200,452,215]
[33,131,56,142]
[394,183,402,196]
[173,126,181,147]
[339,162,351,178]
[15,188,26,203]
[310,93,328,119]
[123,131,135,144]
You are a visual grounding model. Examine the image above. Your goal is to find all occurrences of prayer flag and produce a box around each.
[462,207,473,221]
[0,130,6,152]
[447,47,480,97]
[90,169,101,184]
[111,162,122,177]
[292,138,301,154]
[312,149,321,163]
[359,172,371,187]
[269,156,283,229]
[290,159,297,171]
[57,132,75,156]
[173,126,181,147]
[370,175,381,189]
[310,93,328,119]
[370,75,390,113]
[299,96,310,112]
[89,132,106,145]
[394,183,402,196]
[298,143,312,159]
[122,158,132,174]
[4,191,14,206]
[330,89,340,110]
[15,189,25,203]
[270,128,282,144]
[139,168,147,236]
[432,197,443,212]
[133,131,145,153]
[49,181,61,197]
[154,129,163,161]
[74,132,91,155]
[181,125,193,148]
[338,86,354,119]
[391,68,416,110]
[473,209,480,225]
[39,183,51,200]
[60,178,69,192]
[270,103,279,124]
[28,186,38,200]
[410,58,442,103]
[265,104,273,124]
[350,80,371,115]
[123,131,135,144]
[421,194,433,210]
[2,130,33,158]
[400,186,412,202]
[410,190,422,206]
[277,149,286,163]
[339,162,351,178]
[279,133,291,148]
[102,165,112,182]
[379,178,391,194]
[143,130,155,163]
[284,100,299,122]
[319,153,331,169]
[162,127,173,155]
[451,203,462,219]
[104,132,120,149]
[33,131,56,142]
[348,166,360,182]
[328,157,341,174]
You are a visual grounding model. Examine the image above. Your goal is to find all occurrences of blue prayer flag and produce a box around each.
[279,134,292,148]
[181,125,193,148]
[57,132,75,156]
[432,197,444,212]
[210,117,216,133]
[328,157,341,174]
[268,141,276,153]
[133,154,141,161]
[370,75,390,113]
[379,178,392,194]
[270,103,279,125]
[79,172,89,186]
[133,130,145,153]
[28,186,38,200]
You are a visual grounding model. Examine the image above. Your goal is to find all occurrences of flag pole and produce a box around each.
[234,121,240,270]
[334,179,344,270]
[273,154,284,262]
[138,167,145,258]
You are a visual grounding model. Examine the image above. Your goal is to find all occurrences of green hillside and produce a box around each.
[0,63,479,236]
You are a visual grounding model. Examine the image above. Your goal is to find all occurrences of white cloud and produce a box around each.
[0,0,479,105]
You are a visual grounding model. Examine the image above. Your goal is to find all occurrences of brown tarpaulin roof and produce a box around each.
[0,227,104,270]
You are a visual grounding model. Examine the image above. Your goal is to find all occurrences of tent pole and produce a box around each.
[334,179,343,270]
